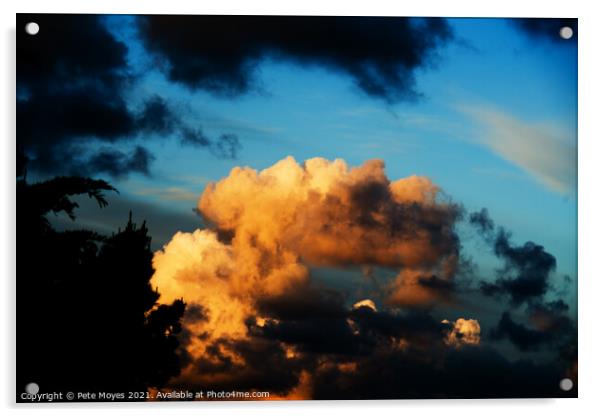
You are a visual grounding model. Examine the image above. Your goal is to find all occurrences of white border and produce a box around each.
[2,1,601,416]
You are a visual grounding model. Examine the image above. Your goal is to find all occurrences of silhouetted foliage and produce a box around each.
[17,154,186,398]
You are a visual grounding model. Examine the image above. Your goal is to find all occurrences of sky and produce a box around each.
[17,14,578,399]
[103,16,577,275]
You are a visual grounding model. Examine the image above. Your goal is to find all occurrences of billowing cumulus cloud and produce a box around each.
[149,157,575,398]
[151,156,465,395]
[198,156,461,271]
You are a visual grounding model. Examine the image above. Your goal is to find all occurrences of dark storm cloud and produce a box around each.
[469,208,557,306]
[511,18,578,43]
[17,14,239,178]
[256,284,347,322]
[465,208,576,388]
[254,315,361,355]
[86,146,155,178]
[250,283,448,356]
[17,15,127,89]
[349,305,449,347]
[490,302,576,353]
[18,13,139,174]
[482,229,557,306]
[136,96,179,135]
[137,15,454,102]
[252,284,361,355]
[17,14,453,177]
[490,312,552,351]
[469,207,494,234]
[312,345,571,399]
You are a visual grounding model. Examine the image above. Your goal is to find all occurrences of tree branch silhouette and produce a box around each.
[17,153,186,398]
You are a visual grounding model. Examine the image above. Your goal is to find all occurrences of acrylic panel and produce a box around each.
[16,14,577,402]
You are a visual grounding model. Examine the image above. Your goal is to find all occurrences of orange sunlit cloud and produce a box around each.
[150,156,465,396]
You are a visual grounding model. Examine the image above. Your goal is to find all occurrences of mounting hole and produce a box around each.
[25,382,39,395]
[559,26,573,40]
[559,378,574,391]
[25,22,39,36]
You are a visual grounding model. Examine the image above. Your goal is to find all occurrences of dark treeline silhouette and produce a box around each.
[17,153,185,400]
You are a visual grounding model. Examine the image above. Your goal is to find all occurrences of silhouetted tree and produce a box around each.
[17,153,185,398]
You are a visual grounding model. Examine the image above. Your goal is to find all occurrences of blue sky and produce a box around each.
[99,17,576,276]
[50,16,576,311]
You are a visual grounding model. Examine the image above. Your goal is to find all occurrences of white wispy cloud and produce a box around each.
[461,106,576,195]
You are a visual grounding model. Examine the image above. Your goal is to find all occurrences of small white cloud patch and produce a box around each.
[444,318,481,347]
[352,299,377,311]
